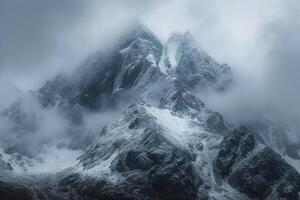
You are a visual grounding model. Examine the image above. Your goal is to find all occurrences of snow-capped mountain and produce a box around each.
[159,32,233,91]
[0,24,299,200]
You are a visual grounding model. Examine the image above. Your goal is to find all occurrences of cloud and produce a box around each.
[197,0,300,141]
[261,0,300,134]
[0,0,162,89]
[0,0,299,142]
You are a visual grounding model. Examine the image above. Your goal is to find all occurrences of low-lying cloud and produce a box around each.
[0,0,299,159]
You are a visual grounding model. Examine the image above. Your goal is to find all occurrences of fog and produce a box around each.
[196,0,300,143]
[0,0,299,169]
[0,90,123,171]
[0,0,158,89]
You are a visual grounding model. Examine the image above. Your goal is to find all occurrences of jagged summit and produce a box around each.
[117,23,162,53]
[119,23,157,40]
[160,30,206,72]
[2,25,235,163]
[38,24,163,111]
[1,24,298,200]
[160,30,233,90]
[38,25,233,113]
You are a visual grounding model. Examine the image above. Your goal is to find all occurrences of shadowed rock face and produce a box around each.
[161,32,233,91]
[228,147,300,199]
[0,181,33,200]
[213,126,255,177]
[8,104,202,200]
[0,24,299,200]
[76,104,202,200]
[110,132,201,200]
[38,24,163,112]
[214,127,300,199]
[1,23,230,158]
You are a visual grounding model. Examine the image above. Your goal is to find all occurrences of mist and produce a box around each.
[197,0,300,143]
[0,0,299,171]
[0,0,160,90]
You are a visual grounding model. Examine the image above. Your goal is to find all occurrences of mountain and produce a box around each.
[0,24,299,200]
[38,24,163,111]
[159,32,233,91]
[37,25,232,112]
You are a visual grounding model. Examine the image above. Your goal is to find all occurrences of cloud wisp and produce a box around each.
[0,0,299,152]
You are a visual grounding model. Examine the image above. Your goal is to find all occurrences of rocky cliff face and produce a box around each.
[214,127,300,199]
[38,24,163,111]
[159,32,233,91]
[0,24,299,200]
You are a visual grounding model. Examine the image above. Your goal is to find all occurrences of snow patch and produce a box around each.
[146,106,198,146]
[146,54,157,67]
[158,51,168,75]
[0,145,82,174]
[158,32,181,75]
[165,37,180,68]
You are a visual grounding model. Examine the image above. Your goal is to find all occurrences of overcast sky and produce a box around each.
[0,0,299,139]
[0,0,296,87]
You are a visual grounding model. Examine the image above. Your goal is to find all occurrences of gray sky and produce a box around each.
[0,0,160,88]
[0,0,294,87]
[0,0,299,139]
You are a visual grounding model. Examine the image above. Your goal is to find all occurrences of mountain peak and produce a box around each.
[127,23,153,36]
[182,31,194,40]
[167,31,182,41]
[167,31,195,45]
[118,23,161,50]
[2,22,300,200]
[159,30,233,89]
[159,30,198,74]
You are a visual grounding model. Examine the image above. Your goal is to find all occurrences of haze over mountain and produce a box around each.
[0,1,300,200]
[0,22,298,200]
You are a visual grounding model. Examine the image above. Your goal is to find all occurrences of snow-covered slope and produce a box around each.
[159,32,233,91]
[0,23,299,200]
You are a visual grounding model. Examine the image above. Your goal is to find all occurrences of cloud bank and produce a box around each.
[0,0,299,141]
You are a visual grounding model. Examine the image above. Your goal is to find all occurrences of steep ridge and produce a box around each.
[159,32,233,91]
[0,23,229,169]
[0,103,245,200]
[214,127,300,199]
[37,24,230,132]
[0,24,299,200]
[245,117,300,164]
[38,24,163,111]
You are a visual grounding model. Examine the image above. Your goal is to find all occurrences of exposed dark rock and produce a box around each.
[128,117,141,129]
[57,173,146,200]
[150,158,200,200]
[206,111,228,133]
[269,171,300,200]
[228,147,300,199]
[38,24,163,112]
[213,126,255,176]
[214,126,300,199]
[2,23,300,200]
[164,32,233,90]
[79,104,203,200]
[109,130,202,200]
[0,181,33,200]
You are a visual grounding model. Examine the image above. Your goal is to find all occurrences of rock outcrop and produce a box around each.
[214,127,300,199]
[0,23,299,200]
